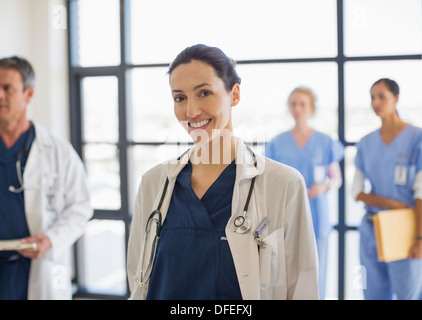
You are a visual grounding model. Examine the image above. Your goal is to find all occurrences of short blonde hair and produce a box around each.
[288,86,317,114]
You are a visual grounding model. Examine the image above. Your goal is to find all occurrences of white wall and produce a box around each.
[0,0,69,139]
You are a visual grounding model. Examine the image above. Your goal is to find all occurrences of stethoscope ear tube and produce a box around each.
[157,178,169,211]
[146,210,162,236]
[243,176,256,213]
[233,145,257,233]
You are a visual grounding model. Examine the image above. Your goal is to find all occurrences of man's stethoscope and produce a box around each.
[8,122,34,193]
[136,146,268,287]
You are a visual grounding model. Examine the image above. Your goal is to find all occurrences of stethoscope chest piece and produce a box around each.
[234,215,251,234]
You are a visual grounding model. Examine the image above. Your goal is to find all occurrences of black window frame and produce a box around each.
[67,0,422,299]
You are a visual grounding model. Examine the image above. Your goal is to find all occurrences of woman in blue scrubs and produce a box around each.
[265,86,344,299]
[127,45,319,300]
[352,78,422,300]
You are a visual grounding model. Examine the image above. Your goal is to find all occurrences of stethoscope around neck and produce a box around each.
[135,145,258,287]
[8,122,34,193]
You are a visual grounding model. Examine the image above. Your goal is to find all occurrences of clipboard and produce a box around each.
[0,239,37,251]
[373,208,416,262]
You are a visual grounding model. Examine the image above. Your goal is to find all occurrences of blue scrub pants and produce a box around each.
[359,214,422,300]
[0,254,30,300]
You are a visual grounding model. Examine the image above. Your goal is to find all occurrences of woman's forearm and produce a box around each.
[356,192,410,210]
[415,199,422,238]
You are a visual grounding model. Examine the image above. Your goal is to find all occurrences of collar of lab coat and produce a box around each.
[165,136,264,182]
[31,121,55,149]
[24,122,54,175]
[24,121,53,182]
[23,122,59,232]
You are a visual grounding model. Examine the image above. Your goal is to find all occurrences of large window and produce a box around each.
[68,0,422,299]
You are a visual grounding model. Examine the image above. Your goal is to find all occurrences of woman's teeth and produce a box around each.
[189,119,210,128]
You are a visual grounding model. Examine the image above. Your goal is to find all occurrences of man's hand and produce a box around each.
[18,235,52,259]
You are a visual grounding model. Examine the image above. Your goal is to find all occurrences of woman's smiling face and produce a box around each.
[170,60,240,143]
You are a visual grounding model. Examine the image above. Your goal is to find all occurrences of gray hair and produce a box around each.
[0,56,35,90]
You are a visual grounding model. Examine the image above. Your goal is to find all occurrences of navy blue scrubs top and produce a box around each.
[0,126,35,300]
[146,160,242,300]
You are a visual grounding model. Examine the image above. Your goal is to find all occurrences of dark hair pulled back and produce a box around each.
[371,78,399,96]
[168,44,241,92]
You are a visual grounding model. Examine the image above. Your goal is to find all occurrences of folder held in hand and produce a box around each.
[0,239,37,251]
[373,208,416,262]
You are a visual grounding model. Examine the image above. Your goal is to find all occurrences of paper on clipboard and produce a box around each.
[0,239,37,251]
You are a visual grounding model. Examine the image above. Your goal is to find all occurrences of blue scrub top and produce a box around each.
[0,126,35,300]
[146,160,242,300]
[355,124,422,213]
[265,130,344,238]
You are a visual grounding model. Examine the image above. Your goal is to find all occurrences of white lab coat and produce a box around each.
[127,137,319,300]
[23,122,92,299]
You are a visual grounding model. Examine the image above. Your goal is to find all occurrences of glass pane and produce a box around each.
[76,0,120,66]
[325,230,339,300]
[129,144,186,211]
[345,60,422,142]
[235,62,338,143]
[84,144,121,210]
[327,188,339,227]
[130,0,337,64]
[77,219,127,295]
[345,231,364,300]
[82,76,119,143]
[345,146,366,227]
[128,68,188,143]
[344,0,422,57]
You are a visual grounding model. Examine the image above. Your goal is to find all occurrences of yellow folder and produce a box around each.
[373,208,416,262]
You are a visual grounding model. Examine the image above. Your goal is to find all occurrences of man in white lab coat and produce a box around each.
[0,56,93,299]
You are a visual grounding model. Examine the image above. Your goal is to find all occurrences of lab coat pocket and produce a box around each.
[217,237,242,299]
[259,228,286,287]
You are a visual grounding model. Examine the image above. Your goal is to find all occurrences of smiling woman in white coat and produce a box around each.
[0,56,93,300]
[127,44,319,300]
